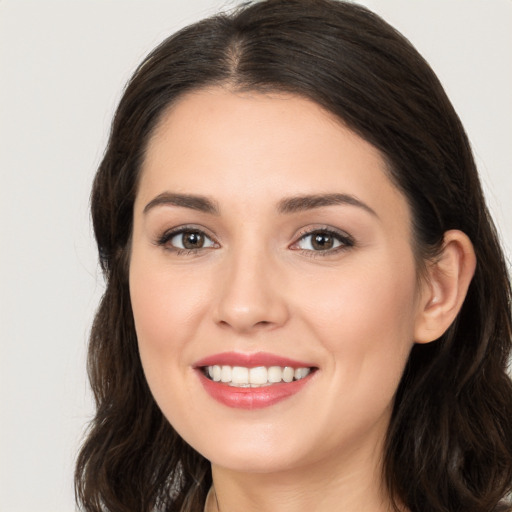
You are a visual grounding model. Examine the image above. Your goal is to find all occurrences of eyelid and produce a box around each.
[290,226,355,254]
[154,224,353,256]
[155,224,219,252]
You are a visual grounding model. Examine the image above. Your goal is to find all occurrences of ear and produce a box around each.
[414,230,476,344]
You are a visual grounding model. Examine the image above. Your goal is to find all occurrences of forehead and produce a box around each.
[137,87,409,225]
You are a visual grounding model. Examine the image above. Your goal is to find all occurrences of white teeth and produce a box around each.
[212,365,221,382]
[283,366,294,383]
[220,365,231,383]
[204,364,312,387]
[294,367,308,380]
[268,366,282,383]
[249,366,268,385]
[231,366,249,385]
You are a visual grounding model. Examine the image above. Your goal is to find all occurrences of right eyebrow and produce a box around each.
[277,193,378,217]
[143,192,220,215]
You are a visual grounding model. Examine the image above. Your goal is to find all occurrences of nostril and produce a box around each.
[213,286,290,332]
[217,319,273,330]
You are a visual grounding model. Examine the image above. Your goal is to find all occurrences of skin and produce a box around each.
[129,87,476,512]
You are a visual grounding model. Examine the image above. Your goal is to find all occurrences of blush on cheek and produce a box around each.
[303,262,417,401]
[130,265,213,368]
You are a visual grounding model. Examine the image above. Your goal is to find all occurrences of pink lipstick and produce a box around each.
[194,352,316,409]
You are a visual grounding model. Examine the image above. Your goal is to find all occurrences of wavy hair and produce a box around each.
[75,1,512,511]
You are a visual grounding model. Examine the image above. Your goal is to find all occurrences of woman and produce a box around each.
[75,1,512,511]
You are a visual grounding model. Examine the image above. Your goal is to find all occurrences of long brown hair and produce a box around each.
[76,1,512,511]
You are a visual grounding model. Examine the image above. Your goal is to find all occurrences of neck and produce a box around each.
[207,439,399,512]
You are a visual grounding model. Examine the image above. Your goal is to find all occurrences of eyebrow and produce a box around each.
[277,193,377,216]
[143,192,220,215]
[143,191,377,217]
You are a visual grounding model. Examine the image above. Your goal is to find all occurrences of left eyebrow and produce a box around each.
[143,192,220,215]
[277,193,378,217]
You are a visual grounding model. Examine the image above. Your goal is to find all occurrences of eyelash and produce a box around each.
[155,225,218,256]
[292,227,354,257]
[155,226,354,257]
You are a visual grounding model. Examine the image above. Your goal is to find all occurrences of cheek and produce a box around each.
[128,251,214,400]
[299,255,418,395]
[130,262,204,349]
[128,256,214,431]
[306,265,416,334]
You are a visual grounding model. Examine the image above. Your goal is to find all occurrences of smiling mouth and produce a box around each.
[202,365,315,388]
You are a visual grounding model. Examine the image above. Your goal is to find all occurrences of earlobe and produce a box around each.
[414,230,476,344]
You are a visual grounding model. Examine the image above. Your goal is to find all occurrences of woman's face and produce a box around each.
[130,87,427,475]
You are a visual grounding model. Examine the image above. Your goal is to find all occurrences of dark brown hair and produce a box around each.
[76,1,512,511]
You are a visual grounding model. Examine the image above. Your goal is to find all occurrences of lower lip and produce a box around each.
[197,371,314,409]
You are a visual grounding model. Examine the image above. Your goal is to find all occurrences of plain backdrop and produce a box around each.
[1,1,511,510]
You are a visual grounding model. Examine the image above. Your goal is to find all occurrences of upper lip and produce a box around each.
[193,351,316,369]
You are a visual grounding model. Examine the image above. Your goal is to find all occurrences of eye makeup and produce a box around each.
[154,224,219,255]
[290,226,355,258]
[153,222,355,259]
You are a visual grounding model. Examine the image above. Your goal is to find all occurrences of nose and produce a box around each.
[213,248,290,334]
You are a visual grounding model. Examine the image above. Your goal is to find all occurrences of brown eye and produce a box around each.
[181,231,205,249]
[167,229,216,251]
[311,232,334,250]
[294,229,353,253]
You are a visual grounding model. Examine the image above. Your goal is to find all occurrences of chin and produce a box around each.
[207,447,306,475]
[182,422,312,474]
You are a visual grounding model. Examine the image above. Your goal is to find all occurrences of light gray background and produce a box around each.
[1,1,510,510]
